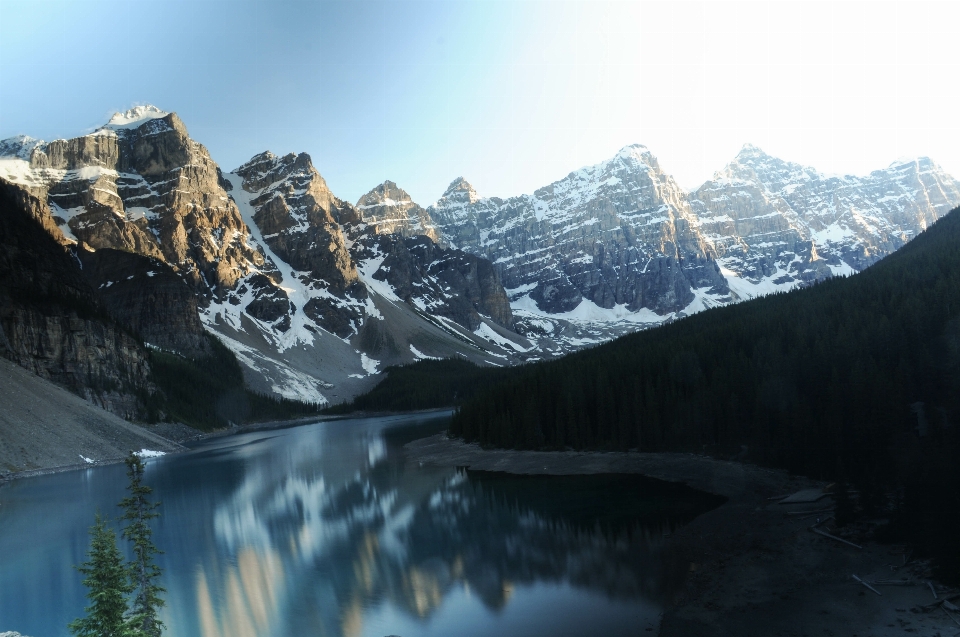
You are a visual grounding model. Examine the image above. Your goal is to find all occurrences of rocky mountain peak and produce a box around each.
[356,181,442,244]
[103,105,170,130]
[441,177,479,201]
[613,143,654,165]
[236,150,329,195]
[716,144,807,186]
[736,142,767,157]
[883,156,936,174]
[0,135,44,160]
[356,180,413,209]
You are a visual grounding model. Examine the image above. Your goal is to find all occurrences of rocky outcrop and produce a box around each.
[76,248,211,357]
[0,107,533,408]
[235,151,361,295]
[0,106,264,295]
[0,182,151,419]
[688,145,960,290]
[426,144,960,326]
[356,180,443,244]
[429,146,729,315]
[349,231,513,330]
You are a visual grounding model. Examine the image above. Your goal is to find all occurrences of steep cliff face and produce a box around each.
[428,145,729,315]
[356,180,443,245]
[10,105,953,404]
[688,145,960,296]
[201,154,531,403]
[352,182,514,330]
[0,106,264,295]
[0,183,151,419]
[76,249,211,358]
[348,231,514,331]
[235,151,361,295]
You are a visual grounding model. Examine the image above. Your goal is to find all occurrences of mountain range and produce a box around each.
[1,105,957,415]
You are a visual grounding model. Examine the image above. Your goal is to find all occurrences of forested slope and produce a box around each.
[451,206,960,578]
[453,207,960,473]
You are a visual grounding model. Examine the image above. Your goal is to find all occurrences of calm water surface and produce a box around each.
[0,413,722,637]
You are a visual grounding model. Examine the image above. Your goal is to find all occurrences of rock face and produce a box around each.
[349,232,513,331]
[689,145,960,289]
[76,249,211,357]
[428,146,729,315]
[0,183,151,419]
[417,144,960,354]
[356,180,443,245]
[0,106,264,295]
[4,106,957,405]
[235,151,361,295]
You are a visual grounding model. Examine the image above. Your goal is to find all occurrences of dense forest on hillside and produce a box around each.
[145,335,321,430]
[451,207,960,580]
[323,358,520,414]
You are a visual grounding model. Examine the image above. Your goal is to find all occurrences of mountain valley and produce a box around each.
[1,105,957,416]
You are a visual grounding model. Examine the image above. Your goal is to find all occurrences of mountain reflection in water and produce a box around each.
[0,413,723,637]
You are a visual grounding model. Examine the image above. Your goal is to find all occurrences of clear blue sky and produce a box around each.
[1,1,958,205]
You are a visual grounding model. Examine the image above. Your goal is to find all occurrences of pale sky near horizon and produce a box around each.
[0,0,957,205]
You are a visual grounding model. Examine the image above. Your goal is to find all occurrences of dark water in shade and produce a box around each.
[0,413,723,637]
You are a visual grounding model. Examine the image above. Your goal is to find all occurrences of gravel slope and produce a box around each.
[0,357,181,477]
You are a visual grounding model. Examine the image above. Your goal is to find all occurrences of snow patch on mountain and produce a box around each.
[103,105,170,130]
[360,353,380,375]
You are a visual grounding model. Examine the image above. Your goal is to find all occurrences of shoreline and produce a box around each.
[0,408,453,486]
[405,433,960,637]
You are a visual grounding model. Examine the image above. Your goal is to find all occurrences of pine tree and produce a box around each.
[69,513,134,637]
[119,454,166,637]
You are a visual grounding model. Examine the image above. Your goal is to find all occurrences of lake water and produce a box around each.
[0,412,723,637]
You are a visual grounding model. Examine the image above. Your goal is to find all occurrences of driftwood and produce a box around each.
[943,605,960,628]
[785,508,835,516]
[779,489,832,504]
[811,526,863,549]
[916,593,960,612]
[871,579,920,586]
[930,581,939,599]
[853,574,882,596]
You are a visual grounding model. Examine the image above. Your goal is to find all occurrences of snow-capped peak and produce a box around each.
[736,143,769,158]
[615,143,651,160]
[886,156,934,170]
[0,134,44,159]
[443,177,477,198]
[356,180,415,209]
[104,105,169,130]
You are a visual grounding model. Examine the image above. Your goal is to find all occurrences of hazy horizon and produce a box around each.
[1,0,957,205]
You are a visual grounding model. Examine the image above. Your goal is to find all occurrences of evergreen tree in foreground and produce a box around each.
[119,454,166,637]
[69,513,134,637]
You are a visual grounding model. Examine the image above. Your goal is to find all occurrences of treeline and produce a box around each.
[323,358,521,414]
[451,208,960,581]
[145,335,321,430]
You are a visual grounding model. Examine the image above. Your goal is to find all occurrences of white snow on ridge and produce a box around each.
[357,251,401,302]
[212,173,325,352]
[720,262,799,300]
[104,105,169,130]
[512,294,665,326]
[474,322,532,353]
[410,344,440,360]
